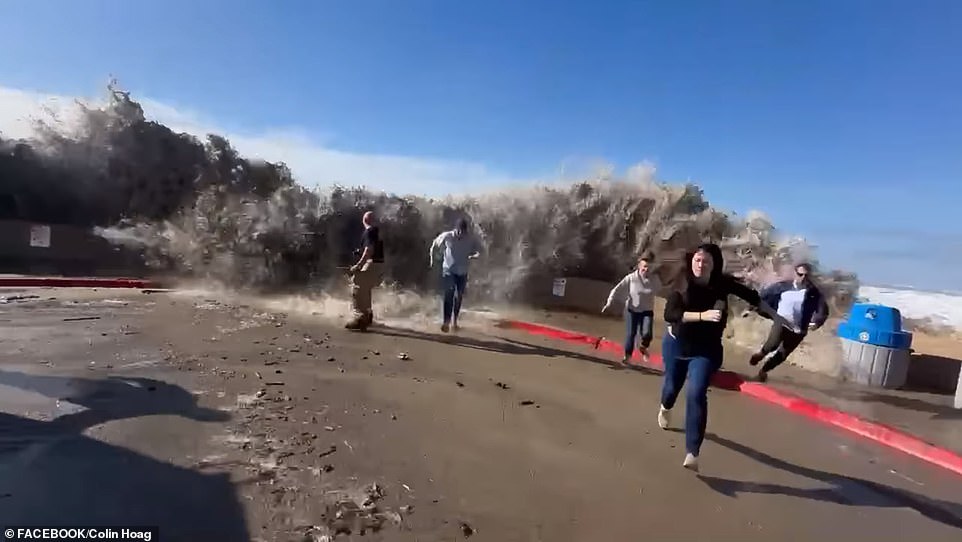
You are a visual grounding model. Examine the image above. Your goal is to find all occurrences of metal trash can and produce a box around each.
[837,303,913,389]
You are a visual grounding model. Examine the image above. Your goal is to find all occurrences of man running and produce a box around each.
[429,218,482,332]
[602,255,662,364]
[749,262,829,381]
[345,211,384,331]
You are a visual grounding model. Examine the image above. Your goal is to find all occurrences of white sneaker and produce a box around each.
[683,453,699,472]
[657,406,670,430]
[639,347,650,363]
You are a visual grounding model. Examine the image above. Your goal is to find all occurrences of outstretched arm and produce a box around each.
[428,232,445,268]
[726,275,792,327]
[726,276,762,307]
[602,276,629,312]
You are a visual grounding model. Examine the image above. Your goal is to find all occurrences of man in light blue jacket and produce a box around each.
[429,218,482,332]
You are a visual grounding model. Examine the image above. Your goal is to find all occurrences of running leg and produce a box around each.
[750,322,784,367]
[441,273,455,331]
[659,334,687,410]
[760,330,804,376]
[684,354,722,458]
[623,310,641,362]
[639,310,654,359]
[451,274,467,328]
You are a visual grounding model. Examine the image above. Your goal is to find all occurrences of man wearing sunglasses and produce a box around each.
[749,262,829,382]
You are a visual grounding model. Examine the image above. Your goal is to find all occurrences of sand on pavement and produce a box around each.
[0,288,960,541]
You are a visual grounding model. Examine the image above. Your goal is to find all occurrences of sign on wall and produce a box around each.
[552,278,566,297]
[29,225,51,248]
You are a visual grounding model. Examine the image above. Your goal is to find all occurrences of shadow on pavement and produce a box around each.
[698,433,962,530]
[775,370,962,422]
[851,391,962,421]
[0,370,249,541]
[370,326,659,375]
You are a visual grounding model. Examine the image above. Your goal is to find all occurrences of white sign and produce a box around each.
[29,225,51,248]
[552,278,566,297]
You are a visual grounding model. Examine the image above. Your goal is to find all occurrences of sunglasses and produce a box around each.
[796,272,809,278]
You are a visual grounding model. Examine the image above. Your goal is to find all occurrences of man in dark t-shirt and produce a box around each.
[346,211,385,331]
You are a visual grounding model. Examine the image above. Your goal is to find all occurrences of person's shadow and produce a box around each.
[368,326,659,375]
[697,432,962,530]
[0,369,250,541]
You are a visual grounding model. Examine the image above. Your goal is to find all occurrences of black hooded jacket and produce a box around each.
[664,244,762,359]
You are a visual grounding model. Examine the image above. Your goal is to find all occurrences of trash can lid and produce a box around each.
[845,303,905,333]
[838,304,913,349]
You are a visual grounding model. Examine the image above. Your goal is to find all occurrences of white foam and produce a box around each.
[858,286,962,330]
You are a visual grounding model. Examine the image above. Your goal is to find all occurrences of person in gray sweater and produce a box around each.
[602,255,663,364]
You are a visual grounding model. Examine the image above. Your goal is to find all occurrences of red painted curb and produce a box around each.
[498,319,962,477]
[0,277,157,289]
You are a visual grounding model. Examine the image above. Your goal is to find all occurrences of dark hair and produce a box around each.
[674,243,725,294]
[639,253,654,263]
[455,218,469,232]
[699,243,725,284]
[795,262,812,273]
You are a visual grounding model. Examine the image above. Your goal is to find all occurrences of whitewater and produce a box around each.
[4,83,956,334]
[858,286,962,332]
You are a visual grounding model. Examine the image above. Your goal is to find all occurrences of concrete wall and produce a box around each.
[0,219,145,276]
[905,354,962,394]
[541,277,617,314]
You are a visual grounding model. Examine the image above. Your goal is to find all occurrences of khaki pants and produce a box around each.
[350,261,383,317]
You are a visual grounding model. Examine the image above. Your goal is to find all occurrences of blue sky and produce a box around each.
[0,0,959,290]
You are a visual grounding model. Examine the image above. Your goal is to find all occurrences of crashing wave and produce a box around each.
[0,83,858,312]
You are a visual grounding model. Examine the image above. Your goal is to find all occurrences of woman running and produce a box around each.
[602,255,662,364]
[659,243,787,471]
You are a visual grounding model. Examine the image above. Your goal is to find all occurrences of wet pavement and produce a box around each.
[502,306,962,455]
[0,288,960,541]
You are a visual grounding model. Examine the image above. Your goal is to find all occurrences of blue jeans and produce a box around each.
[660,333,722,456]
[442,272,468,325]
[624,310,654,356]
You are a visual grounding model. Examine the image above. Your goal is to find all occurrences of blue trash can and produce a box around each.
[837,303,913,389]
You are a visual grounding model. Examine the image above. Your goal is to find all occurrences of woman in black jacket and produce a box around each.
[659,243,785,471]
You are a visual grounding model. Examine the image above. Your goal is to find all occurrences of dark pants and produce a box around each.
[660,333,722,456]
[624,310,654,356]
[442,272,468,325]
[758,323,805,373]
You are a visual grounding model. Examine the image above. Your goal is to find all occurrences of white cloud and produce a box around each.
[0,85,529,197]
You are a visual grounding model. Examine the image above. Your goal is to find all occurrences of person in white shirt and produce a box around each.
[749,262,829,382]
[602,255,663,364]
[429,218,482,332]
